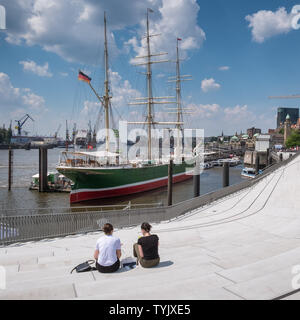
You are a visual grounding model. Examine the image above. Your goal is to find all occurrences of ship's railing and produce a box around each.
[0,152,298,246]
[58,152,106,167]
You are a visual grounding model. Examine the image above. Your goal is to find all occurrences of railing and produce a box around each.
[0,152,298,246]
[0,202,163,217]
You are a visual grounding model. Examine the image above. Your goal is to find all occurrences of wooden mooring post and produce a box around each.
[223,162,229,188]
[8,147,13,191]
[193,161,200,198]
[39,146,48,192]
[167,159,173,206]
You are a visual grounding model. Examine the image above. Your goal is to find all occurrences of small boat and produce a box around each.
[241,167,262,179]
[30,172,72,192]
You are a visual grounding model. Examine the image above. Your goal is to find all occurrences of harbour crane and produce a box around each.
[54,124,62,139]
[65,120,69,142]
[72,123,77,143]
[15,114,34,136]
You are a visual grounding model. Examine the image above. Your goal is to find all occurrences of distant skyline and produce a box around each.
[1,0,300,137]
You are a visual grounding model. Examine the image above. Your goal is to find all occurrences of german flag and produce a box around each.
[78,70,91,83]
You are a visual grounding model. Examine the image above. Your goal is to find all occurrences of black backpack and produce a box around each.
[70,260,97,273]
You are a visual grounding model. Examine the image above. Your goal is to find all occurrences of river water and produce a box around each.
[0,148,244,214]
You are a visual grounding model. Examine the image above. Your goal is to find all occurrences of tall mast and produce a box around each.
[175,39,182,131]
[103,12,111,153]
[175,39,182,155]
[146,9,153,161]
[167,40,192,156]
[66,120,69,151]
[128,9,183,161]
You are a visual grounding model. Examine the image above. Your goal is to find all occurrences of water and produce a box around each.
[0,148,244,214]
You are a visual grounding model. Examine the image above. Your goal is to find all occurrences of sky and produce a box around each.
[1,0,300,137]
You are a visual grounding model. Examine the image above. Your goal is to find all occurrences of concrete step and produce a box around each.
[217,246,300,283]
[224,266,296,300]
[0,282,76,300]
[75,273,240,300]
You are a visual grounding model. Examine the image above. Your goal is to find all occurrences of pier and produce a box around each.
[0,153,300,299]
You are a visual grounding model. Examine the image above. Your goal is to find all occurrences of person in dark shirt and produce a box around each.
[133,222,160,268]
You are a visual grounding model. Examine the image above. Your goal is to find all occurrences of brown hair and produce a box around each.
[103,223,114,235]
[141,222,152,232]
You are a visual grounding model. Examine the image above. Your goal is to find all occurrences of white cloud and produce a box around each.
[81,101,100,117]
[219,66,230,71]
[186,103,220,119]
[3,0,205,65]
[77,69,142,129]
[184,102,266,136]
[20,60,53,77]
[2,0,162,64]
[59,72,69,77]
[0,72,48,133]
[125,0,205,62]
[22,93,47,111]
[109,69,142,109]
[201,78,221,93]
[246,7,295,43]
[224,105,255,121]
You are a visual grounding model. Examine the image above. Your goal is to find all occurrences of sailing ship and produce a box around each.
[56,10,199,203]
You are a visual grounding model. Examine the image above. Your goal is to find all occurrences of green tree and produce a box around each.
[0,127,12,144]
[286,130,300,148]
[6,127,12,144]
[0,128,4,144]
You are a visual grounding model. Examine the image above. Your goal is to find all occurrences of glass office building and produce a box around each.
[277,107,299,128]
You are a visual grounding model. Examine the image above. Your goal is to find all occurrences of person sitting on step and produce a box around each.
[133,222,160,268]
[94,223,121,273]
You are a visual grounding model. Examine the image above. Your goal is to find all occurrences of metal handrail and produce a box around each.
[0,202,163,217]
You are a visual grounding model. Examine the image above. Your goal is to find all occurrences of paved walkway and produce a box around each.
[1,155,300,300]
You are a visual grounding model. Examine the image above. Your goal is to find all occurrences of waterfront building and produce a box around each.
[247,127,261,138]
[277,107,299,128]
[241,134,250,140]
[270,133,284,148]
[248,128,261,138]
[255,134,271,152]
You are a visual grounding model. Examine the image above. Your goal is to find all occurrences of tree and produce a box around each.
[286,129,300,148]
[0,127,12,144]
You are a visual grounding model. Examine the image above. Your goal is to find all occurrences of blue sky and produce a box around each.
[1,0,300,137]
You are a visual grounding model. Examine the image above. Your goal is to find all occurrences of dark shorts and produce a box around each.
[96,259,120,273]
